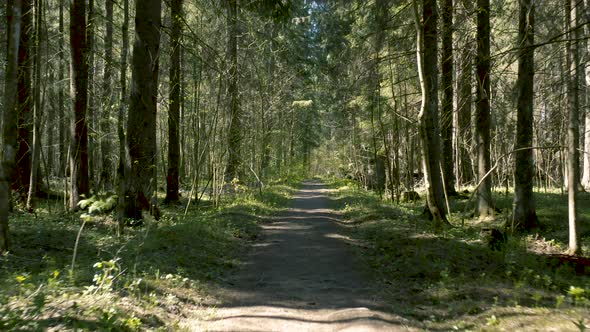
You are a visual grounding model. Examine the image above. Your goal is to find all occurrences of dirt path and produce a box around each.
[188,180,414,331]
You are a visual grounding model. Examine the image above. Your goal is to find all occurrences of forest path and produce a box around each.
[188,180,414,331]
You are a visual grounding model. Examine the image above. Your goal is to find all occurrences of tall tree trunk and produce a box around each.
[86,0,95,189]
[26,0,42,210]
[165,0,182,204]
[441,0,456,196]
[225,0,241,182]
[1,0,22,254]
[583,0,590,189]
[413,0,449,229]
[368,0,387,195]
[475,0,494,217]
[566,0,581,254]
[101,0,114,188]
[69,0,89,209]
[124,0,162,219]
[14,0,32,199]
[58,0,65,177]
[511,0,539,231]
[47,69,54,174]
[117,0,129,231]
[260,27,275,179]
[179,49,186,182]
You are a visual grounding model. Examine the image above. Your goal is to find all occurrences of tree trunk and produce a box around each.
[101,0,114,189]
[441,0,456,196]
[86,0,95,190]
[1,0,22,254]
[367,0,387,195]
[260,28,275,180]
[26,0,42,210]
[124,0,161,219]
[583,99,590,189]
[58,0,65,177]
[117,0,129,232]
[69,0,89,209]
[511,0,539,231]
[475,0,494,217]
[566,0,581,254]
[413,0,449,229]
[581,0,590,190]
[179,49,186,182]
[14,0,32,199]
[165,0,182,204]
[225,0,241,182]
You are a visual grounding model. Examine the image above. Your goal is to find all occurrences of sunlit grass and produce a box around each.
[0,182,298,331]
[325,180,590,331]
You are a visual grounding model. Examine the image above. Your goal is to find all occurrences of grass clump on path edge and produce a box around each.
[325,177,590,332]
[0,182,297,331]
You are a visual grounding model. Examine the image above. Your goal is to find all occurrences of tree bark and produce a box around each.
[124,0,161,219]
[511,0,539,231]
[225,0,241,182]
[441,0,456,196]
[368,0,387,195]
[101,0,114,188]
[14,0,32,198]
[581,0,590,190]
[1,0,22,254]
[413,0,449,229]
[475,0,494,217]
[69,0,89,209]
[58,0,65,177]
[165,0,183,204]
[117,0,129,232]
[86,0,95,189]
[26,0,42,210]
[566,0,581,254]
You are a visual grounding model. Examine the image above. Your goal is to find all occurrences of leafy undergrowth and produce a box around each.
[0,182,297,331]
[326,178,590,331]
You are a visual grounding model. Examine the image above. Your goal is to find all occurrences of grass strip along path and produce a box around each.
[0,183,296,331]
[326,179,590,331]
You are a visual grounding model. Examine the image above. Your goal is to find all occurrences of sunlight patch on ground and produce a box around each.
[324,232,351,240]
[184,305,416,331]
[263,223,312,231]
[289,208,336,214]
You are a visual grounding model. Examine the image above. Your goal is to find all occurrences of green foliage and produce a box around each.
[86,259,121,294]
[0,182,297,330]
[486,315,500,326]
[97,308,142,331]
[327,183,590,330]
[78,195,118,215]
[568,286,589,307]
[77,196,97,210]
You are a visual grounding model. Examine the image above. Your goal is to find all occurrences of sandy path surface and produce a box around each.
[188,180,414,331]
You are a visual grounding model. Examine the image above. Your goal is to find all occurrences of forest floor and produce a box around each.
[0,181,299,331]
[1,178,590,331]
[325,179,590,331]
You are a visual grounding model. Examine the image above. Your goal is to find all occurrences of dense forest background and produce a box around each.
[1,0,590,234]
[1,0,590,330]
